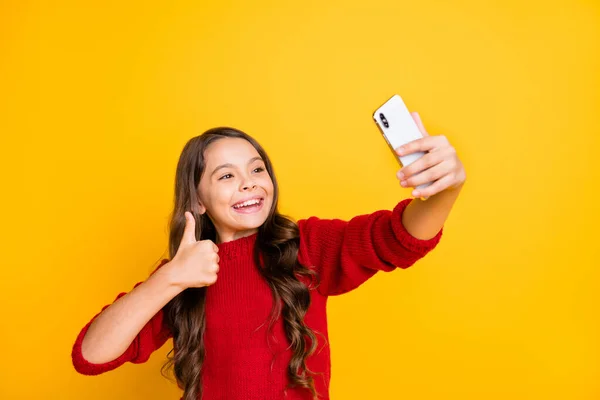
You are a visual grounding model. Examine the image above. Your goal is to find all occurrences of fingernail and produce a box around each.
[401,180,407,187]
[412,190,420,197]
[397,172,404,179]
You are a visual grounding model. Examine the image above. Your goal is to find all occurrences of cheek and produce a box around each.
[260,176,275,194]
[216,186,236,206]
[202,183,232,210]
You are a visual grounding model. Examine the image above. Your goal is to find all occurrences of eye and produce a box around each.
[218,173,233,180]
[253,167,265,173]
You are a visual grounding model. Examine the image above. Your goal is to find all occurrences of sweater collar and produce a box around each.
[217,232,258,259]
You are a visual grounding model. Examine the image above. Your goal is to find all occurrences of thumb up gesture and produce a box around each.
[169,211,220,290]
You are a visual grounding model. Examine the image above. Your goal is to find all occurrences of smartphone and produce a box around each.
[373,94,431,198]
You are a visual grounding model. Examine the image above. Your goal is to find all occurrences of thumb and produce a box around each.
[411,111,429,137]
[181,211,198,244]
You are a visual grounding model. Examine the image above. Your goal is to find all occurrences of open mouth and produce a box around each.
[231,198,265,214]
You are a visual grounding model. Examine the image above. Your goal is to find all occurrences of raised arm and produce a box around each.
[297,198,443,297]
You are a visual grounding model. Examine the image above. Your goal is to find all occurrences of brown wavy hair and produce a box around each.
[160,127,322,400]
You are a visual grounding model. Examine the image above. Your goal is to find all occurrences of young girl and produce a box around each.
[72,121,465,400]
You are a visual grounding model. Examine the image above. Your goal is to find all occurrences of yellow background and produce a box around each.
[1,0,598,399]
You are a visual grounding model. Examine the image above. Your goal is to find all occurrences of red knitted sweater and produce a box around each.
[72,198,443,399]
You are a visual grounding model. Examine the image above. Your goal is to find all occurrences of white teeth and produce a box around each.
[233,199,261,209]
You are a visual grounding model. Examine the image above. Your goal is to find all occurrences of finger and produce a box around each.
[201,239,219,253]
[395,136,437,156]
[204,274,218,286]
[181,211,198,244]
[397,149,442,179]
[412,174,454,199]
[397,146,449,179]
[411,111,429,137]
[400,160,450,188]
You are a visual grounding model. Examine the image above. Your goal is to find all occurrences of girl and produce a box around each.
[72,119,465,400]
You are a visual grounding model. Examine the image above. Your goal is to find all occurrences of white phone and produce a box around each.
[373,94,431,198]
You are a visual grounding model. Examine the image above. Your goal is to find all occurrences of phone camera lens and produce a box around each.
[380,113,389,128]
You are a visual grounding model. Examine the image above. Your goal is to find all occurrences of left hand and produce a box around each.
[395,112,466,199]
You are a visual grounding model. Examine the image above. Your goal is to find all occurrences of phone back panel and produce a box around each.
[373,94,426,168]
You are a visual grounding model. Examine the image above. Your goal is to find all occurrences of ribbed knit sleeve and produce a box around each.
[297,198,443,296]
[71,259,173,375]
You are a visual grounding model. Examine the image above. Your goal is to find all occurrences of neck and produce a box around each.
[216,228,258,244]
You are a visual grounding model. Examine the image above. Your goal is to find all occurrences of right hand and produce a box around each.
[169,211,220,289]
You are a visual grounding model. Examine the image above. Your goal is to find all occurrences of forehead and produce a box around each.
[204,137,261,166]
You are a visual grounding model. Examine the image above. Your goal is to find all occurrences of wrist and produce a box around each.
[151,261,186,295]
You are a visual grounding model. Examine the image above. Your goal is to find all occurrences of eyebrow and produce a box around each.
[210,156,264,178]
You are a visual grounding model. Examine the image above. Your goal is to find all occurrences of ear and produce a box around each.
[197,201,207,215]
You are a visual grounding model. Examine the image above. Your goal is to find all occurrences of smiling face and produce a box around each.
[197,137,274,243]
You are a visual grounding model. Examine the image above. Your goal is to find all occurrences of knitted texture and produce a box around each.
[72,198,443,399]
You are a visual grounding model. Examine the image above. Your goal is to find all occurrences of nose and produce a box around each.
[241,175,257,191]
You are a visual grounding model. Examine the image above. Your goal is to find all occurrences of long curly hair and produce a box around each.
[161,127,321,400]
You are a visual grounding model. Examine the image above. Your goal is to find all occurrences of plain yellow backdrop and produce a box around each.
[1,0,598,399]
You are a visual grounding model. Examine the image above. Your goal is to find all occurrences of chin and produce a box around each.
[230,212,268,230]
